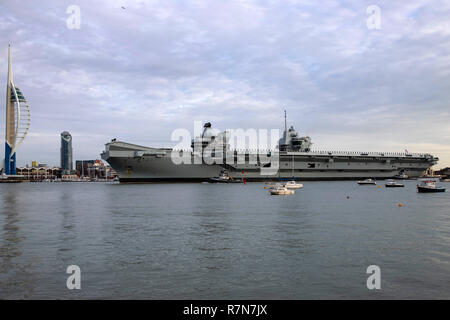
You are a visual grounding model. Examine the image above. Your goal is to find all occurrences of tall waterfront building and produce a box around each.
[3,44,31,175]
[60,131,73,174]
[75,159,96,177]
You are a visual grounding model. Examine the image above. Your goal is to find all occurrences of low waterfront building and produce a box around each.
[434,167,450,178]
[16,166,62,181]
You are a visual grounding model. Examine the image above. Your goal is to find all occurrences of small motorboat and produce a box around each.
[441,178,450,182]
[385,179,404,188]
[284,181,303,189]
[357,178,376,185]
[270,185,295,195]
[417,180,446,193]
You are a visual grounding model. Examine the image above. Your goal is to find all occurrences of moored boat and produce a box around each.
[284,181,303,189]
[357,178,376,185]
[385,179,404,188]
[270,185,295,195]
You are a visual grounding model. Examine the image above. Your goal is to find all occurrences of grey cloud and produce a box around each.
[0,0,449,167]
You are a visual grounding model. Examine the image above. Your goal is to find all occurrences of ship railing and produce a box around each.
[171,148,430,158]
[293,150,429,157]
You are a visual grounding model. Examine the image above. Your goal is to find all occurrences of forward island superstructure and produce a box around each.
[101,114,438,183]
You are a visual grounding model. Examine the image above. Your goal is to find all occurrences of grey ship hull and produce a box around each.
[101,141,438,183]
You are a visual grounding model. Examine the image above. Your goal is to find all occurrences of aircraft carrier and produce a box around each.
[101,116,438,183]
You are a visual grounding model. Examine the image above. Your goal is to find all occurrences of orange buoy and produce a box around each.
[378,185,382,188]
[398,202,403,207]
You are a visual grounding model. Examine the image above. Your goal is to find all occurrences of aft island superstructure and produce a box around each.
[101,115,438,183]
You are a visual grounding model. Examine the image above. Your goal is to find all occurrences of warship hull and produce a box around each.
[101,141,437,183]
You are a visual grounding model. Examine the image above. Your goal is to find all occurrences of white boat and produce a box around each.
[385,179,404,187]
[357,178,376,185]
[270,185,295,195]
[417,179,446,193]
[284,181,303,189]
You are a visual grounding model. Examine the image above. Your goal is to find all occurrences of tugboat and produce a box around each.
[417,179,446,193]
[357,178,376,185]
[385,179,404,188]
[209,170,242,183]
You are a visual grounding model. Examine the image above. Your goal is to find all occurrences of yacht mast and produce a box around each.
[284,110,287,145]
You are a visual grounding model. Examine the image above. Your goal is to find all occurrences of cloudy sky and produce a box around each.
[1,0,449,168]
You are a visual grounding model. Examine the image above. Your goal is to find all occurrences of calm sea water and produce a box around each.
[0,180,449,299]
